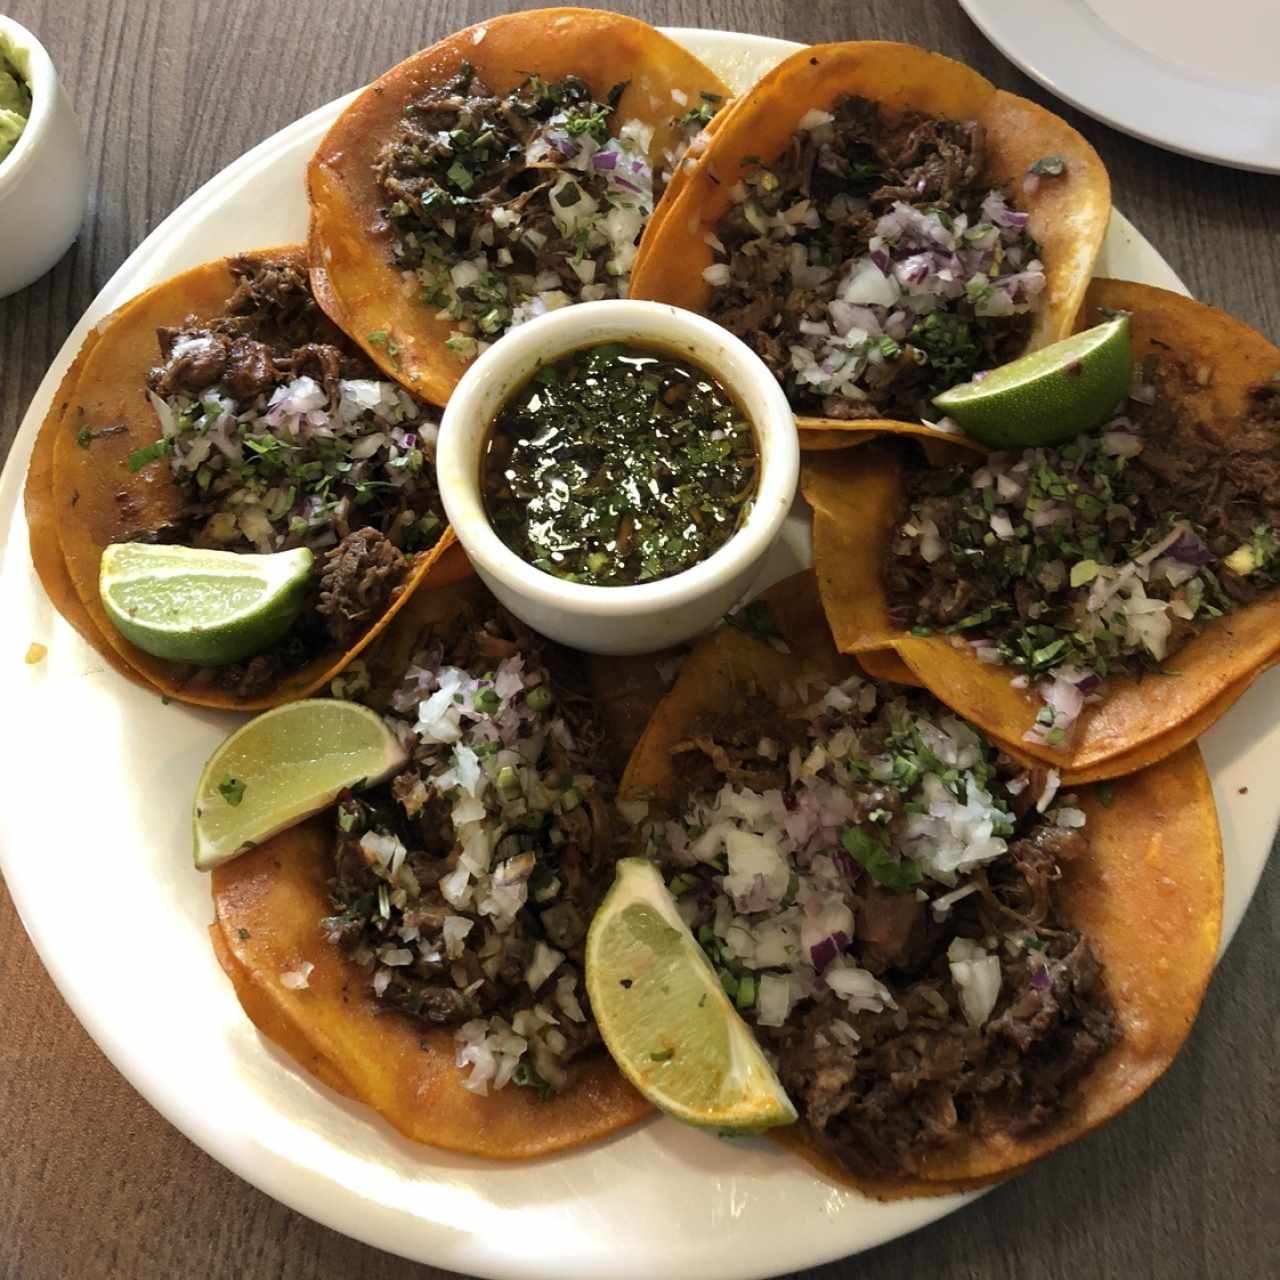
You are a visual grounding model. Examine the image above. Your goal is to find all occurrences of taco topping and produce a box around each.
[140,255,443,560]
[376,64,707,359]
[110,254,446,691]
[640,668,1117,1178]
[482,342,758,586]
[701,96,1044,421]
[886,366,1280,745]
[322,605,618,1097]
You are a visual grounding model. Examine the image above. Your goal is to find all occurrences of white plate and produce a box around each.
[960,0,1280,173]
[0,26,1273,1280]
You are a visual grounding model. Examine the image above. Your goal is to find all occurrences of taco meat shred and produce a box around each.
[322,603,618,1098]
[702,95,1045,421]
[886,355,1280,746]
[316,527,409,649]
[641,672,1118,1179]
[119,253,445,690]
[375,64,716,361]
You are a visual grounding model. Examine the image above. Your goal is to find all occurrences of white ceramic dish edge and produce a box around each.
[438,299,798,653]
[958,0,1280,174]
[0,14,88,296]
[0,26,1273,1280]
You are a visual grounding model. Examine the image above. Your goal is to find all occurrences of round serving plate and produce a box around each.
[959,0,1280,173]
[0,26,1273,1280]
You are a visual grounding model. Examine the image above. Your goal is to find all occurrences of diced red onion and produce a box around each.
[1167,528,1213,566]
[808,930,850,974]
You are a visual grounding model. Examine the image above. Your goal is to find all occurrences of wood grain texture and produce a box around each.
[1,2,1277,1278]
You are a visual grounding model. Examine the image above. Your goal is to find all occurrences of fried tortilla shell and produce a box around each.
[754,571,1233,782]
[24,326,145,685]
[628,40,1110,448]
[307,8,730,405]
[211,924,357,1100]
[798,422,986,454]
[620,592,1222,1195]
[803,279,1280,779]
[211,569,651,1156]
[44,247,458,710]
[855,648,921,687]
[211,818,649,1158]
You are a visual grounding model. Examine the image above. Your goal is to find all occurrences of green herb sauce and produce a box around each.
[482,343,758,586]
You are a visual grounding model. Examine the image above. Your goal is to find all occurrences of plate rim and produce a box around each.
[0,22,1270,1280]
[959,0,1280,174]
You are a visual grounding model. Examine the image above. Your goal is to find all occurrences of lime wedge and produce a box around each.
[99,542,313,665]
[192,698,408,870]
[585,858,797,1132]
[933,315,1133,449]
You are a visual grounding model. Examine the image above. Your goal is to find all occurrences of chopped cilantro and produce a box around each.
[218,776,246,807]
[1070,559,1102,587]
[513,1061,555,1101]
[562,103,612,142]
[127,438,173,472]
[446,160,474,192]
[909,311,982,393]
[727,599,781,640]
[76,423,128,449]
[841,826,922,894]
[366,328,400,367]
[1028,155,1067,177]
[673,101,716,129]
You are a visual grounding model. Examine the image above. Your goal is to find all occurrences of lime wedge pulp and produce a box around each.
[585,858,797,1132]
[933,315,1133,449]
[99,542,314,665]
[192,698,408,870]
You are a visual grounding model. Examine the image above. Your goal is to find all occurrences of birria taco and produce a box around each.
[307,7,730,404]
[628,41,1110,450]
[803,280,1280,780]
[211,576,649,1155]
[30,247,455,708]
[621,571,1221,1194]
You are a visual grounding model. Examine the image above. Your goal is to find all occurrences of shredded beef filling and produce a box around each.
[659,683,1119,1180]
[149,254,362,400]
[706,95,1040,421]
[769,929,1114,1175]
[321,605,618,1095]
[885,361,1280,695]
[373,65,656,355]
[121,253,446,695]
[316,527,409,649]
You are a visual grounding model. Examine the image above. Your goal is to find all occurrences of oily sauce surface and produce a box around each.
[482,343,758,586]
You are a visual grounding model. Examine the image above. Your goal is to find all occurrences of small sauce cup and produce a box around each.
[0,16,88,298]
[437,300,798,655]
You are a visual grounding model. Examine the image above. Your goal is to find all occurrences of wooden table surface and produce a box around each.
[1,2,1277,1277]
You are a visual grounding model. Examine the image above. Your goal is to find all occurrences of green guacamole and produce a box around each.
[0,33,32,166]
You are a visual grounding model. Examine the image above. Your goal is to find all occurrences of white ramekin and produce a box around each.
[437,300,799,655]
[0,16,88,298]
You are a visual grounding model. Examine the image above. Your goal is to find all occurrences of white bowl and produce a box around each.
[0,16,88,298]
[436,300,799,655]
